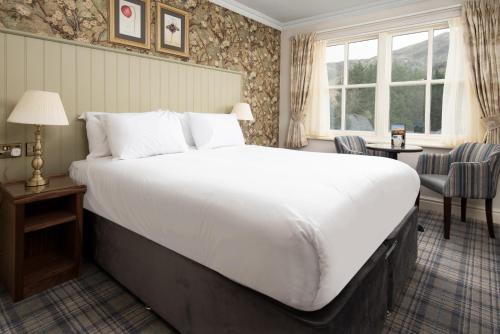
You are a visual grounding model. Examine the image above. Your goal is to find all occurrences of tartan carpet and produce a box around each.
[384,211,499,334]
[0,211,498,333]
[0,264,176,333]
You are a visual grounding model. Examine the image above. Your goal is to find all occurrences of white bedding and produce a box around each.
[69,145,420,311]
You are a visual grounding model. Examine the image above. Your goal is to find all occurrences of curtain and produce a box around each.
[463,0,500,144]
[286,33,316,148]
[441,17,484,146]
[304,40,330,138]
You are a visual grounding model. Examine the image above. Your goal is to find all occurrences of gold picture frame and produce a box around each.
[156,3,189,58]
[109,0,151,50]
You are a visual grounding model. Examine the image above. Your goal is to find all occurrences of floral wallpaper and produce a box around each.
[0,0,281,146]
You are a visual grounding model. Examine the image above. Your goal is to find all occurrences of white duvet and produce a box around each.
[69,145,420,311]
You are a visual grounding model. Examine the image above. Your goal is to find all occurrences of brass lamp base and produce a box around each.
[26,174,49,187]
[25,124,49,188]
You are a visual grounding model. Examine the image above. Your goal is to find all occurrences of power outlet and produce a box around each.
[0,143,22,159]
[26,142,36,157]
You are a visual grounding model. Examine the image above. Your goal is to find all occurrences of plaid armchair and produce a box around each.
[416,143,500,239]
[334,136,389,157]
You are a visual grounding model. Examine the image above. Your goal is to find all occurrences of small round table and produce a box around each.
[366,143,423,160]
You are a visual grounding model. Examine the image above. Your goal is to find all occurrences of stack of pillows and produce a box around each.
[79,110,246,160]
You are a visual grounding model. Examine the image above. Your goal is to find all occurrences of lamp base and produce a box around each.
[26,124,48,188]
[26,174,49,187]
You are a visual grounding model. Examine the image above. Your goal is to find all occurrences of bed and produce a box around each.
[70,145,420,333]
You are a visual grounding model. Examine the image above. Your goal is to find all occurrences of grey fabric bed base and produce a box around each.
[84,207,418,334]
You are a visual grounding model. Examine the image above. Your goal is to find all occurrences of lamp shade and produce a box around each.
[7,90,69,126]
[231,103,254,121]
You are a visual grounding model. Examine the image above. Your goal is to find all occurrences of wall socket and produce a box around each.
[0,143,22,159]
[26,142,36,157]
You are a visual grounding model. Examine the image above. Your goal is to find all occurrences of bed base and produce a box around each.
[84,207,418,334]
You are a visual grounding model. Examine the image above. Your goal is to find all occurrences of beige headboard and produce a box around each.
[0,29,243,182]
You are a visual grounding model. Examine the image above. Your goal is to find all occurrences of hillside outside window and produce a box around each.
[314,24,452,144]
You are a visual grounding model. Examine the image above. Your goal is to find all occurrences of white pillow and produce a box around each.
[171,111,195,147]
[188,112,245,150]
[102,111,188,159]
[79,111,166,159]
[78,112,111,159]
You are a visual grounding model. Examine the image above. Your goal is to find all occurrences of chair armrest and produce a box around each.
[444,161,492,198]
[336,143,365,155]
[343,148,365,155]
[488,152,500,194]
[416,153,450,175]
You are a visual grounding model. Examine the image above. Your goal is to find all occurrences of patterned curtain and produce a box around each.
[304,40,330,139]
[463,0,500,144]
[286,33,316,148]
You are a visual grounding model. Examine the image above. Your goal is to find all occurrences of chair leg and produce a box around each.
[415,192,425,232]
[461,198,467,222]
[486,199,495,239]
[444,197,452,239]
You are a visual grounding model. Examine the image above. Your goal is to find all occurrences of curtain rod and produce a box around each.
[315,4,462,36]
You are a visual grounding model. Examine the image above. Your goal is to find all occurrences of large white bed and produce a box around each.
[70,145,420,312]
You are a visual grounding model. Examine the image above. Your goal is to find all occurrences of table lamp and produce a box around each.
[231,103,254,122]
[7,90,69,187]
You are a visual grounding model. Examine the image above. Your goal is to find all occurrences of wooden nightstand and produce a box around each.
[0,175,86,301]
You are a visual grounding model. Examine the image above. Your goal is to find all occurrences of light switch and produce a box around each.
[26,142,36,157]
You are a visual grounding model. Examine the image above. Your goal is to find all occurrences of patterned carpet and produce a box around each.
[384,211,499,334]
[0,211,498,334]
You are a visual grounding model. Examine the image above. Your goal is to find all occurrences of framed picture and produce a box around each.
[156,3,189,57]
[109,0,151,49]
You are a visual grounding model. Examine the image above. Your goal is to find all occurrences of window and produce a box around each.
[327,39,378,131]
[390,28,450,134]
[321,24,450,142]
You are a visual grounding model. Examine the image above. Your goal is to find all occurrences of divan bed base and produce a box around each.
[84,207,418,334]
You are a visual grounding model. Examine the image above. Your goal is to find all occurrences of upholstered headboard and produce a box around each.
[0,29,243,182]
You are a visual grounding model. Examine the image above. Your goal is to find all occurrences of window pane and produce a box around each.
[329,89,342,130]
[431,84,444,133]
[392,32,428,82]
[326,45,344,85]
[348,39,378,84]
[346,87,375,131]
[390,85,425,133]
[432,28,450,79]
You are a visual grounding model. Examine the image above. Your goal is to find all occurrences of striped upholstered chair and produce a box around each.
[416,143,500,239]
[334,136,368,155]
[334,136,388,157]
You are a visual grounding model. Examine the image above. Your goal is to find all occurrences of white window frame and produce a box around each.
[387,27,448,137]
[322,23,449,145]
[327,36,378,135]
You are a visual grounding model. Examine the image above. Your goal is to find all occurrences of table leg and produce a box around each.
[388,152,398,160]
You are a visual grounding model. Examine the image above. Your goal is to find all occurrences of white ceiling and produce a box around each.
[210,0,425,30]
[233,0,377,23]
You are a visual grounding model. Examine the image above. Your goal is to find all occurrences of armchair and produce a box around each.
[334,136,389,157]
[416,143,500,239]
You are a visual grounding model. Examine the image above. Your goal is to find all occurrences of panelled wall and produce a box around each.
[0,0,281,148]
[0,30,242,182]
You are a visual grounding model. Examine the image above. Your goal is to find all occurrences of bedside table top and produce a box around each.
[1,175,86,204]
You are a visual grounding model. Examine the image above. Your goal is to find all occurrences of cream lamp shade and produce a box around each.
[7,90,68,187]
[7,90,69,126]
[231,102,254,121]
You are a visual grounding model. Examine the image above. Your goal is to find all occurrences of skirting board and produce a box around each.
[420,195,500,225]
